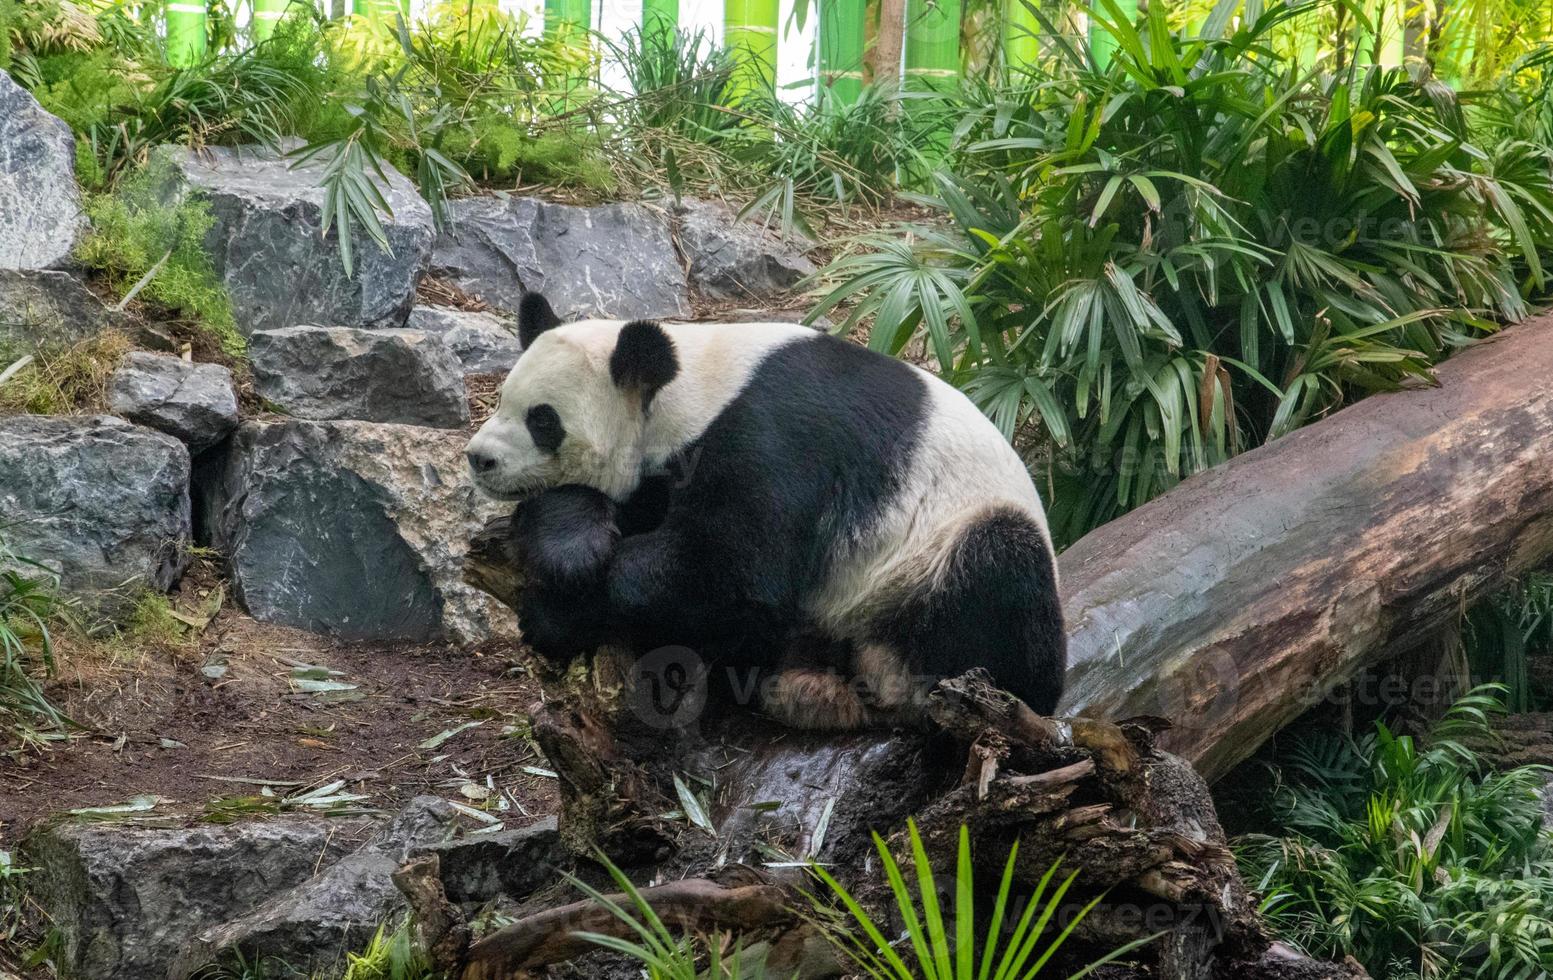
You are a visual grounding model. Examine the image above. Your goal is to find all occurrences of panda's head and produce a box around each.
[464,293,680,502]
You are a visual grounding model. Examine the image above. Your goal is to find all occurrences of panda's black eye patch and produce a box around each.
[525,403,565,454]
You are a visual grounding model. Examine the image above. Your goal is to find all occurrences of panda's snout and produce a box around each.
[466,449,499,475]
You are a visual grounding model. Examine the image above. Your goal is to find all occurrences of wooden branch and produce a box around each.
[457,868,800,979]
[391,855,470,975]
[1059,319,1553,779]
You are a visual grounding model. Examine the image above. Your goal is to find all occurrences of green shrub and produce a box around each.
[1237,687,1553,980]
[74,164,244,356]
[567,822,1152,979]
[339,921,440,980]
[0,538,72,752]
[608,25,739,140]
[812,1,1553,547]
[1461,571,1553,713]
[814,820,1156,979]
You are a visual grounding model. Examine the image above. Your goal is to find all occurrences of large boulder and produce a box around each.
[171,803,566,979]
[171,799,455,978]
[21,817,366,980]
[676,199,816,302]
[108,352,240,453]
[0,416,190,608]
[207,418,512,643]
[432,195,690,321]
[422,815,561,905]
[0,270,117,350]
[0,73,86,270]
[249,325,469,428]
[161,144,434,334]
[406,305,524,376]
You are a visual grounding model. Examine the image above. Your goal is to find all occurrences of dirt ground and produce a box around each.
[0,563,559,843]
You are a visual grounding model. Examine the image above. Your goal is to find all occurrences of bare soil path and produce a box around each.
[0,569,558,842]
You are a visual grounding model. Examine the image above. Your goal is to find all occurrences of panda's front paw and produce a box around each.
[511,485,620,587]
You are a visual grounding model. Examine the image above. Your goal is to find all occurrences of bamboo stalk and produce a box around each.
[820,0,868,104]
[643,0,678,40]
[1437,0,1477,85]
[1089,0,1136,70]
[903,0,960,90]
[250,0,289,40]
[1002,0,1038,72]
[359,0,401,25]
[546,0,592,35]
[165,0,208,65]
[1290,0,1319,66]
[1355,0,1405,67]
[726,0,780,101]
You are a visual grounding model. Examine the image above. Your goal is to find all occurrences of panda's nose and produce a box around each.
[466,450,498,475]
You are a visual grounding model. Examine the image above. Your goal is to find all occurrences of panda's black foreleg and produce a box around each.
[508,485,621,661]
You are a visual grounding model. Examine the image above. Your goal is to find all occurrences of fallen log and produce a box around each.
[1057,318,1553,779]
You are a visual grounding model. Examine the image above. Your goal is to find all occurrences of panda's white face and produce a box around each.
[464,324,649,502]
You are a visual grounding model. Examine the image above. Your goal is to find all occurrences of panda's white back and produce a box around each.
[578,320,1051,628]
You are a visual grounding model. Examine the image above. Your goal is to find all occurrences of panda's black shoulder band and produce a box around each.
[610,320,679,408]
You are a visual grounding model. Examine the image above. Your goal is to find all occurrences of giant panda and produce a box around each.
[464,293,1066,728]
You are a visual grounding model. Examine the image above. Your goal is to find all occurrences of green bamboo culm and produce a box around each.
[1290,0,1319,66]
[1002,0,1038,73]
[359,0,402,24]
[250,0,289,41]
[1089,0,1135,70]
[1441,10,1478,86]
[165,0,208,65]
[819,0,867,104]
[546,0,592,36]
[1354,0,1404,67]
[903,0,961,90]
[725,0,779,102]
[643,0,678,42]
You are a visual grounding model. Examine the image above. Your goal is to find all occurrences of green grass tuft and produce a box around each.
[74,164,245,358]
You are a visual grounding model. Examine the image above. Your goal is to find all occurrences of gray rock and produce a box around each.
[160,144,433,335]
[676,199,816,302]
[0,269,116,350]
[423,815,562,905]
[249,325,469,428]
[406,305,525,376]
[108,351,239,453]
[433,195,690,321]
[208,418,513,643]
[0,415,190,610]
[0,73,86,270]
[171,798,459,979]
[21,817,365,980]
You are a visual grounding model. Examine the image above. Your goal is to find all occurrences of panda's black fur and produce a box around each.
[498,296,1066,723]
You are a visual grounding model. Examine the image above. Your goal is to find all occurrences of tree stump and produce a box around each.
[409,518,1367,979]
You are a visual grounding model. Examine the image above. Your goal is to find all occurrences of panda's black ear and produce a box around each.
[518,293,563,348]
[610,320,679,409]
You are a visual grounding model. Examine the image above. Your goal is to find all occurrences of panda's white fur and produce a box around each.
[468,318,809,501]
[466,301,1066,727]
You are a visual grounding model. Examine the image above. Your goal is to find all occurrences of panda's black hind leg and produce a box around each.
[867,506,1066,715]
